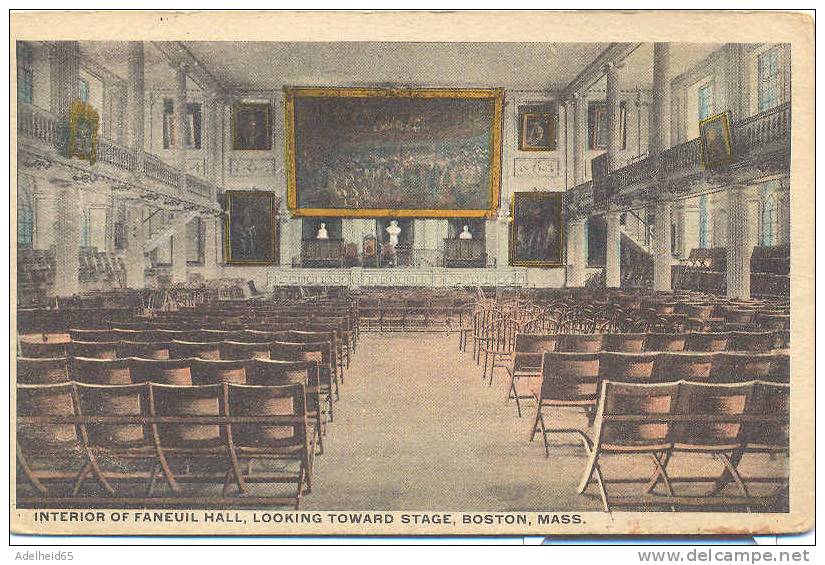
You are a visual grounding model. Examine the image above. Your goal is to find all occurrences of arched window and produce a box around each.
[698,195,709,249]
[17,179,34,247]
[762,193,777,247]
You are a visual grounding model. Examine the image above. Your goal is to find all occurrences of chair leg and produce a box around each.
[529,404,543,442]
[16,446,49,495]
[644,450,672,493]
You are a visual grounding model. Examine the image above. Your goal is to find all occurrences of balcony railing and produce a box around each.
[17,102,215,202]
[574,103,791,210]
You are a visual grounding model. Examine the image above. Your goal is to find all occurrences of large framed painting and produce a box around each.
[285,87,503,218]
[231,102,272,150]
[223,190,279,265]
[699,111,734,169]
[509,191,564,267]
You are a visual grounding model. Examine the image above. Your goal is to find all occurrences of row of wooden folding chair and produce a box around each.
[512,349,788,418]
[577,379,788,512]
[17,380,313,508]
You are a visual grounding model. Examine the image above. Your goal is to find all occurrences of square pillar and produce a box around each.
[653,201,673,291]
[170,215,188,283]
[124,203,146,288]
[726,186,755,299]
[566,217,588,287]
[605,211,622,288]
[53,186,82,296]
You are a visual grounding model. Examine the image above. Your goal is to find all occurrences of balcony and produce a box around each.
[568,103,791,214]
[17,102,216,207]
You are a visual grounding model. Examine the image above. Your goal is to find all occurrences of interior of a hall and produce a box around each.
[15,40,790,512]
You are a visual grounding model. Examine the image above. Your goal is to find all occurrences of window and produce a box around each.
[758,48,782,112]
[78,78,90,103]
[17,179,34,247]
[760,182,781,247]
[163,99,202,149]
[698,83,714,121]
[698,195,709,248]
[16,42,33,104]
[80,209,91,247]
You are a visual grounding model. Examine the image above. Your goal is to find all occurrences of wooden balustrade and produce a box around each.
[17,102,58,146]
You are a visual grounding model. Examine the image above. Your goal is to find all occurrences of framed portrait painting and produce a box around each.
[231,102,272,150]
[519,111,557,151]
[68,100,99,164]
[223,191,279,265]
[509,191,564,267]
[699,111,733,169]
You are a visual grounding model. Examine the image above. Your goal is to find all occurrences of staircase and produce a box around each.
[619,210,653,289]
[144,210,198,253]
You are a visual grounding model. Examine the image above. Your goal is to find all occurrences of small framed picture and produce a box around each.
[699,111,734,169]
[231,102,272,150]
[224,190,279,264]
[519,111,557,151]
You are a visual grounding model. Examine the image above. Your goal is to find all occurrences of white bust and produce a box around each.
[317,222,329,240]
[386,220,401,247]
[459,225,473,239]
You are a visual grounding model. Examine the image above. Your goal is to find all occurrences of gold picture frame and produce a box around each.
[699,111,734,169]
[67,99,99,164]
[231,102,272,151]
[519,111,557,151]
[284,86,503,218]
[223,190,279,265]
[509,191,564,267]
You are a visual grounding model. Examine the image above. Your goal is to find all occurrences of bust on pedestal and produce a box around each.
[316,222,329,240]
[459,225,473,240]
[386,220,401,248]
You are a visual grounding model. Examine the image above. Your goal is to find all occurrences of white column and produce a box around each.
[605,63,622,171]
[33,188,56,251]
[171,215,188,283]
[126,42,145,173]
[49,41,79,132]
[54,186,82,296]
[124,203,146,288]
[174,63,189,191]
[571,95,587,185]
[726,186,753,299]
[649,43,671,156]
[279,213,294,267]
[653,201,673,291]
[776,188,791,246]
[566,217,588,287]
[202,216,218,275]
[681,201,700,259]
[605,211,622,288]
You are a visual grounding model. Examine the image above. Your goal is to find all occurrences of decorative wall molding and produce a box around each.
[513,158,559,177]
[228,157,277,177]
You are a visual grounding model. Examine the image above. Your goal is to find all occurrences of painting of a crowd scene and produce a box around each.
[510,191,564,267]
[285,87,503,217]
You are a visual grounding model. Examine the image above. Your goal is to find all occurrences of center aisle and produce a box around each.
[303,332,601,511]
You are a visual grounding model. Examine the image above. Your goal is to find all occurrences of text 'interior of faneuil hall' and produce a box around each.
[15,40,791,513]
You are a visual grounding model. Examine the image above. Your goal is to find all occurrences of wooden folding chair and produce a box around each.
[479,317,521,386]
[225,383,312,508]
[17,357,68,384]
[684,332,730,352]
[69,328,114,342]
[530,352,600,458]
[20,339,69,359]
[651,353,714,383]
[117,340,173,360]
[556,333,604,353]
[190,358,249,385]
[247,359,324,455]
[16,382,113,499]
[73,382,158,495]
[70,356,133,385]
[271,341,337,421]
[577,380,680,512]
[169,340,222,360]
[68,341,119,359]
[220,341,272,360]
[147,382,237,496]
[602,334,646,353]
[643,333,687,352]
[727,331,778,352]
[506,333,558,417]
[129,358,193,385]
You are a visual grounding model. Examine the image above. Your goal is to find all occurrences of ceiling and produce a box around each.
[77,41,727,94]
